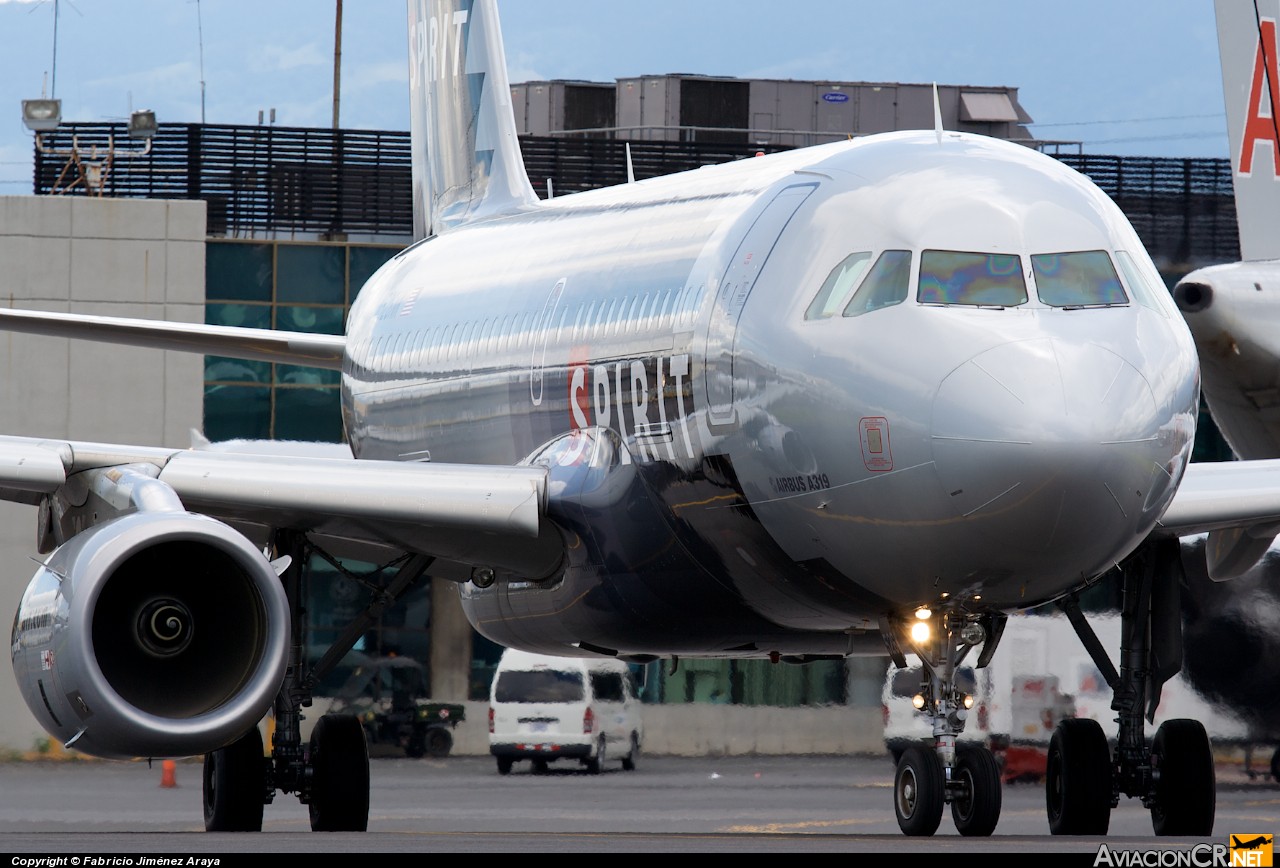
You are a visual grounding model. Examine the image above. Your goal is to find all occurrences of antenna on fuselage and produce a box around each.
[626,142,636,184]
[933,82,944,145]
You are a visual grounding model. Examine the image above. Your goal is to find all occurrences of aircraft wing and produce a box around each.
[0,433,555,576]
[0,307,346,369]
[1154,459,1280,580]
[1154,459,1280,536]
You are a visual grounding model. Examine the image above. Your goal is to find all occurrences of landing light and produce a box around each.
[963,694,975,710]
[914,607,931,620]
[961,622,986,646]
[910,621,931,644]
[912,694,926,710]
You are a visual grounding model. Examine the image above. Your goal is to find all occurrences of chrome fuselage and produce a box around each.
[342,131,1200,658]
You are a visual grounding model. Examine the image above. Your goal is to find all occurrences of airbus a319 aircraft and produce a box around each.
[6,0,1275,838]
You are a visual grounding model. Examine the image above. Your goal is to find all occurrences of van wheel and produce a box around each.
[622,733,639,771]
[585,736,606,774]
[496,757,513,775]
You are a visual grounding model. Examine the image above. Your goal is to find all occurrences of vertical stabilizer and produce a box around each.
[406,0,538,239]
[1216,0,1280,260]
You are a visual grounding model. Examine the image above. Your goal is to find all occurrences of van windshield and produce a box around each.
[495,669,585,703]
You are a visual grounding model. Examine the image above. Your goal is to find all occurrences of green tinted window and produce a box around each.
[275,366,341,387]
[206,243,272,302]
[203,385,271,440]
[277,245,345,304]
[844,250,912,317]
[1031,251,1128,308]
[206,303,271,330]
[205,356,269,384]
[273,387,344,442]
[918,251,1027,307]
[277,305,344,335]
[350,246,402,298]
[805,252,873,320]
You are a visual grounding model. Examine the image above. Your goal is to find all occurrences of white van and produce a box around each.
[488,649,643,775]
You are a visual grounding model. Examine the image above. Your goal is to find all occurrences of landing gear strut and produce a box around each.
[1052,538,1216,836]
[202,529,433,832]
[884,606,1006,837]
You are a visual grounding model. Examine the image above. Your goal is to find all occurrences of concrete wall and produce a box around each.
[0,195,207,753]
[417,701,889,759]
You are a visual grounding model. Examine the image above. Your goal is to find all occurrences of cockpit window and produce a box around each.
[1031,251,1128,308]
[1114,250,1173,318]
[844,250,912,318]
[805,252,873,320]
[918,251,1028,307]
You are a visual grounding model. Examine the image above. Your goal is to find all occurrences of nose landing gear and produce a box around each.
[884,606,1006,837]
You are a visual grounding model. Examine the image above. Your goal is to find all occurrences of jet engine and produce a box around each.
[10,510,289,759]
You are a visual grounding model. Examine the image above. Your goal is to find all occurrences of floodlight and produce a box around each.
[21,99,61,132]
[128,109,157,140]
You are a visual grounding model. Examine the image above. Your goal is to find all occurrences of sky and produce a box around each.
[0,0,1230,193]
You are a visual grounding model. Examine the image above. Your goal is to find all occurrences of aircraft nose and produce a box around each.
[931,339,1170,564]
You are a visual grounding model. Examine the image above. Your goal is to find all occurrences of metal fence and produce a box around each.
[33,122,1240,266]
[1057,155,1239,268]
[33,123,413,238]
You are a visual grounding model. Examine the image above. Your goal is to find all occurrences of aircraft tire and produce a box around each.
[894,745,944,836]
[1046,718,1112,835]
[202,726,265,832]
[308,714,370,832]
[951,744,1002,836]
[1150,719,1215,836]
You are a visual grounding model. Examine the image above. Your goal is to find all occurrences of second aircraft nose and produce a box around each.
[931,338,1167,571]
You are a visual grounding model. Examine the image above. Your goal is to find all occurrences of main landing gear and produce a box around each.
[884,605,1007,837]
[1049,539,1215,836]
[202,529,434,832]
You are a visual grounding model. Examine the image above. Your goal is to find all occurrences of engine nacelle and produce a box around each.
[10,510,289,759]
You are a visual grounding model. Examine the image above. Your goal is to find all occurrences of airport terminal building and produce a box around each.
[0,73,1240,757]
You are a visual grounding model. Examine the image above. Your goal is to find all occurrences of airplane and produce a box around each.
[7,0,1279,838]
[1233,835,1274,851]
[1175,0,1280,468]
[1161,0,1280,786]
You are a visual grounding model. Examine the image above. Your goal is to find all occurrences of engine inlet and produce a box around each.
[135,598,194,658]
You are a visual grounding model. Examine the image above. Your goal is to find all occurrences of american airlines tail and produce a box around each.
[1216,0,1280,260]
[405,0,539,239]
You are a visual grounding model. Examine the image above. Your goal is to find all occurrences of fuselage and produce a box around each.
[1175,260,1280,459]
[342,131,1200,658]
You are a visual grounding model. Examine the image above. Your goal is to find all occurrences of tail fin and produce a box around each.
[1216,0,1280,260]
[406,0,538,239]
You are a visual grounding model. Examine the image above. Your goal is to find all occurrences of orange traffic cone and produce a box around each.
[160,759,177,788]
